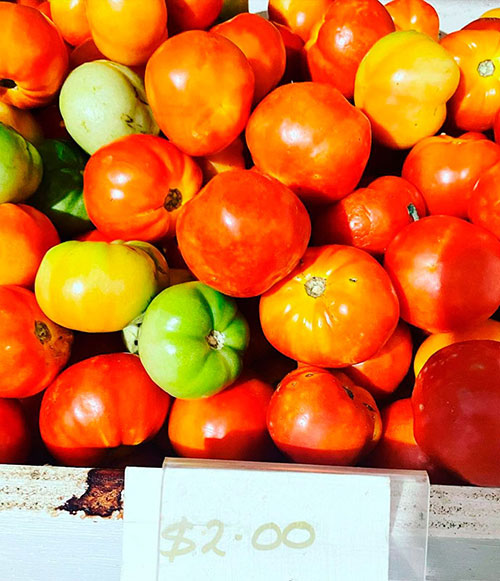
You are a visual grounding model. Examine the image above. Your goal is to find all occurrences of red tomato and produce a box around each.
[468,159,500,239]
[412,340,500,486]
[0,286,73,398]
[260,245,400,368]
[273,22,306,84]
[268,0,334,42]
[401,132,500,219]
[166,0,223,33]
[463,18,500,32]
[385,0,440,39]
[305,0,395,100]
[168,375,274,461]
[384,215,500,333]
[267,366,381,465]
[246,82,371,206]
[83,134,203,241]
[39,353,171,466]
[0,398,31,464]
[312,175,426,255]
[176,169,311,297]
[212,13,286,105]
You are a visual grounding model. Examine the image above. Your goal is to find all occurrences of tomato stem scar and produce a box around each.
[477,59,495,77]
[0,79,16,89]
[206,329,225,350]
[304,276,326,298]
[164,188,183,211]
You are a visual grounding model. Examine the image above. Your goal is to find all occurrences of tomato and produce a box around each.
[401,132,500,219]
[39,353,171,466]
[176,170,310,297]
[145,31,254,157]
[83,134,202,242]
[86,0,167,66]
[482,9,500,18]
[34,240,169,333]
[212,13,286,105]
[0,398,31,464]
[268,0,334,42]
[384,216,500,333]
[246,82,371,206]
[462,18,500,32]
[0,3,68,108]
[49,0,91,46]
[468,159,500,239]
[0,101,43,146]
[267,366,381,465]
[273,22,306,84]
[195,136,247,185]
[260,245,400,368]
[305,0,395,100]
[167,0,223,33]
[0,286,73,398]
[312,175,426,255]
[354,31,460,149]
[413,340,500,486]
[138,281,249,399]
[168,374,274,461]
[384,0,439,40]
[0,204,60,288]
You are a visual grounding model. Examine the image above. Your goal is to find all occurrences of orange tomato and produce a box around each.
[49,0,91,46]
[0,204,60,288]
[0,101,43,146]
[385,0,439,40]
[268,0,334,42]
[0,3,68,108]
[145,30,254,156]
[212,13,286,105]
[0,399,31,464]
[195,136,247,184]
[468,158,500,239]
[166,0,223,33]
[86,0,168,66]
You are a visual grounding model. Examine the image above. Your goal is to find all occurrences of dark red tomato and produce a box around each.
[39,353,171,466]
[0,398,31,464]
[412,340,500,486]
[273,22,306,84]
[176,169,311,297]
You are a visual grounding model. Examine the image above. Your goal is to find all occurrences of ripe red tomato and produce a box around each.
[176,169,311,297]
[39,353,171,466]
[412,340,500,486]
[166,0,223,33]
[384,215,500,333]
[0,398,31,464]
[273,22,306,84]
[468,159,500,239]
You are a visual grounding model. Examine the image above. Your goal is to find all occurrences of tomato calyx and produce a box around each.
[206,329,225,350]
[164,188,183,212]
[34,320,52,344]
[407,203,421,221]
[0,79,16,89]
[477,59,495,77]
[304,276,326,298]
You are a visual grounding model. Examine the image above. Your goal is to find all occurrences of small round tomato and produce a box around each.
[83,134,202,241]
[384,0,439,40]
[0,286,73,398]
[468,159,500,239]
[0,204,60,288]
[145,30,254,157]
[166,0,223,33]
[246,82,371,206]
[267,366,381,465]
[384,216,500,333]
[260,245,400,368]
[39,353,171,466]
[0,398,31,464]
[49,0,91,46]
[413,340,500,486]
[312,175,426,255]
[268,0,334,42]
[176,170,310,297]
[168,375,274,461]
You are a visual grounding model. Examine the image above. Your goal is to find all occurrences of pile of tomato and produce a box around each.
[1,0,500,488]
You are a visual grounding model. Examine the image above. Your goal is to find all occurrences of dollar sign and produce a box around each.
[160,517,196,563]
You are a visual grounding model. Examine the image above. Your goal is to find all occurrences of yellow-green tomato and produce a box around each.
[34,240,169,332]
[354,30,460,149]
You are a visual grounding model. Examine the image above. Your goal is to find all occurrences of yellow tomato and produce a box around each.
[354,30,460,149]
[34,240,169,332]
[482,8,500,18]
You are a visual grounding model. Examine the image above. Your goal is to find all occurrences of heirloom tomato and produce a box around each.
[168,374,274,461]
[0,3,68,108]
[49,0,91,46]
[138,282,249,399]
[384,216,500,333]
[246,82,371,206]
[83,134,202,241]
[401,132,500,219]
[268,0,334,42]
[412,340,500,487]
[354,30,460,149]
[0,102,43,146]
[145,30,254,156]
[384,0,439,40]
[267,366,381,465]
[260,245,400,368]
[468,159,500,239]
[0,286,72,398]
[176,169,310,297]
[39,353,171,466]
[0,399,31,464]
[305,0,395,100]
[166,0,223,33]
[34,240,169,333]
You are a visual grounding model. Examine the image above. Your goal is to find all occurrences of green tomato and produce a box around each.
[0,122,43,203]
[138,281,249,399]
[28,139,91,237]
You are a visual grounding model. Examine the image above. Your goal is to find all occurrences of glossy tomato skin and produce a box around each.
[0,3,68,108]
[384,215,500,333]
[268,0,334,42]
[260,245,400,368]
[145,30,255,157]
[83,134,202,241]
[0,398,31,464]
[267,366,381,465]
[246,82,372,206]
[385,0,440,39]
[176,170,311,297]
[468,159,500,239]
[166,0,223,33]
[402,132,500,219]
[49,0,91,46]
[168,375,274,461]
[39,353,171,466]
[412,340,500,486]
